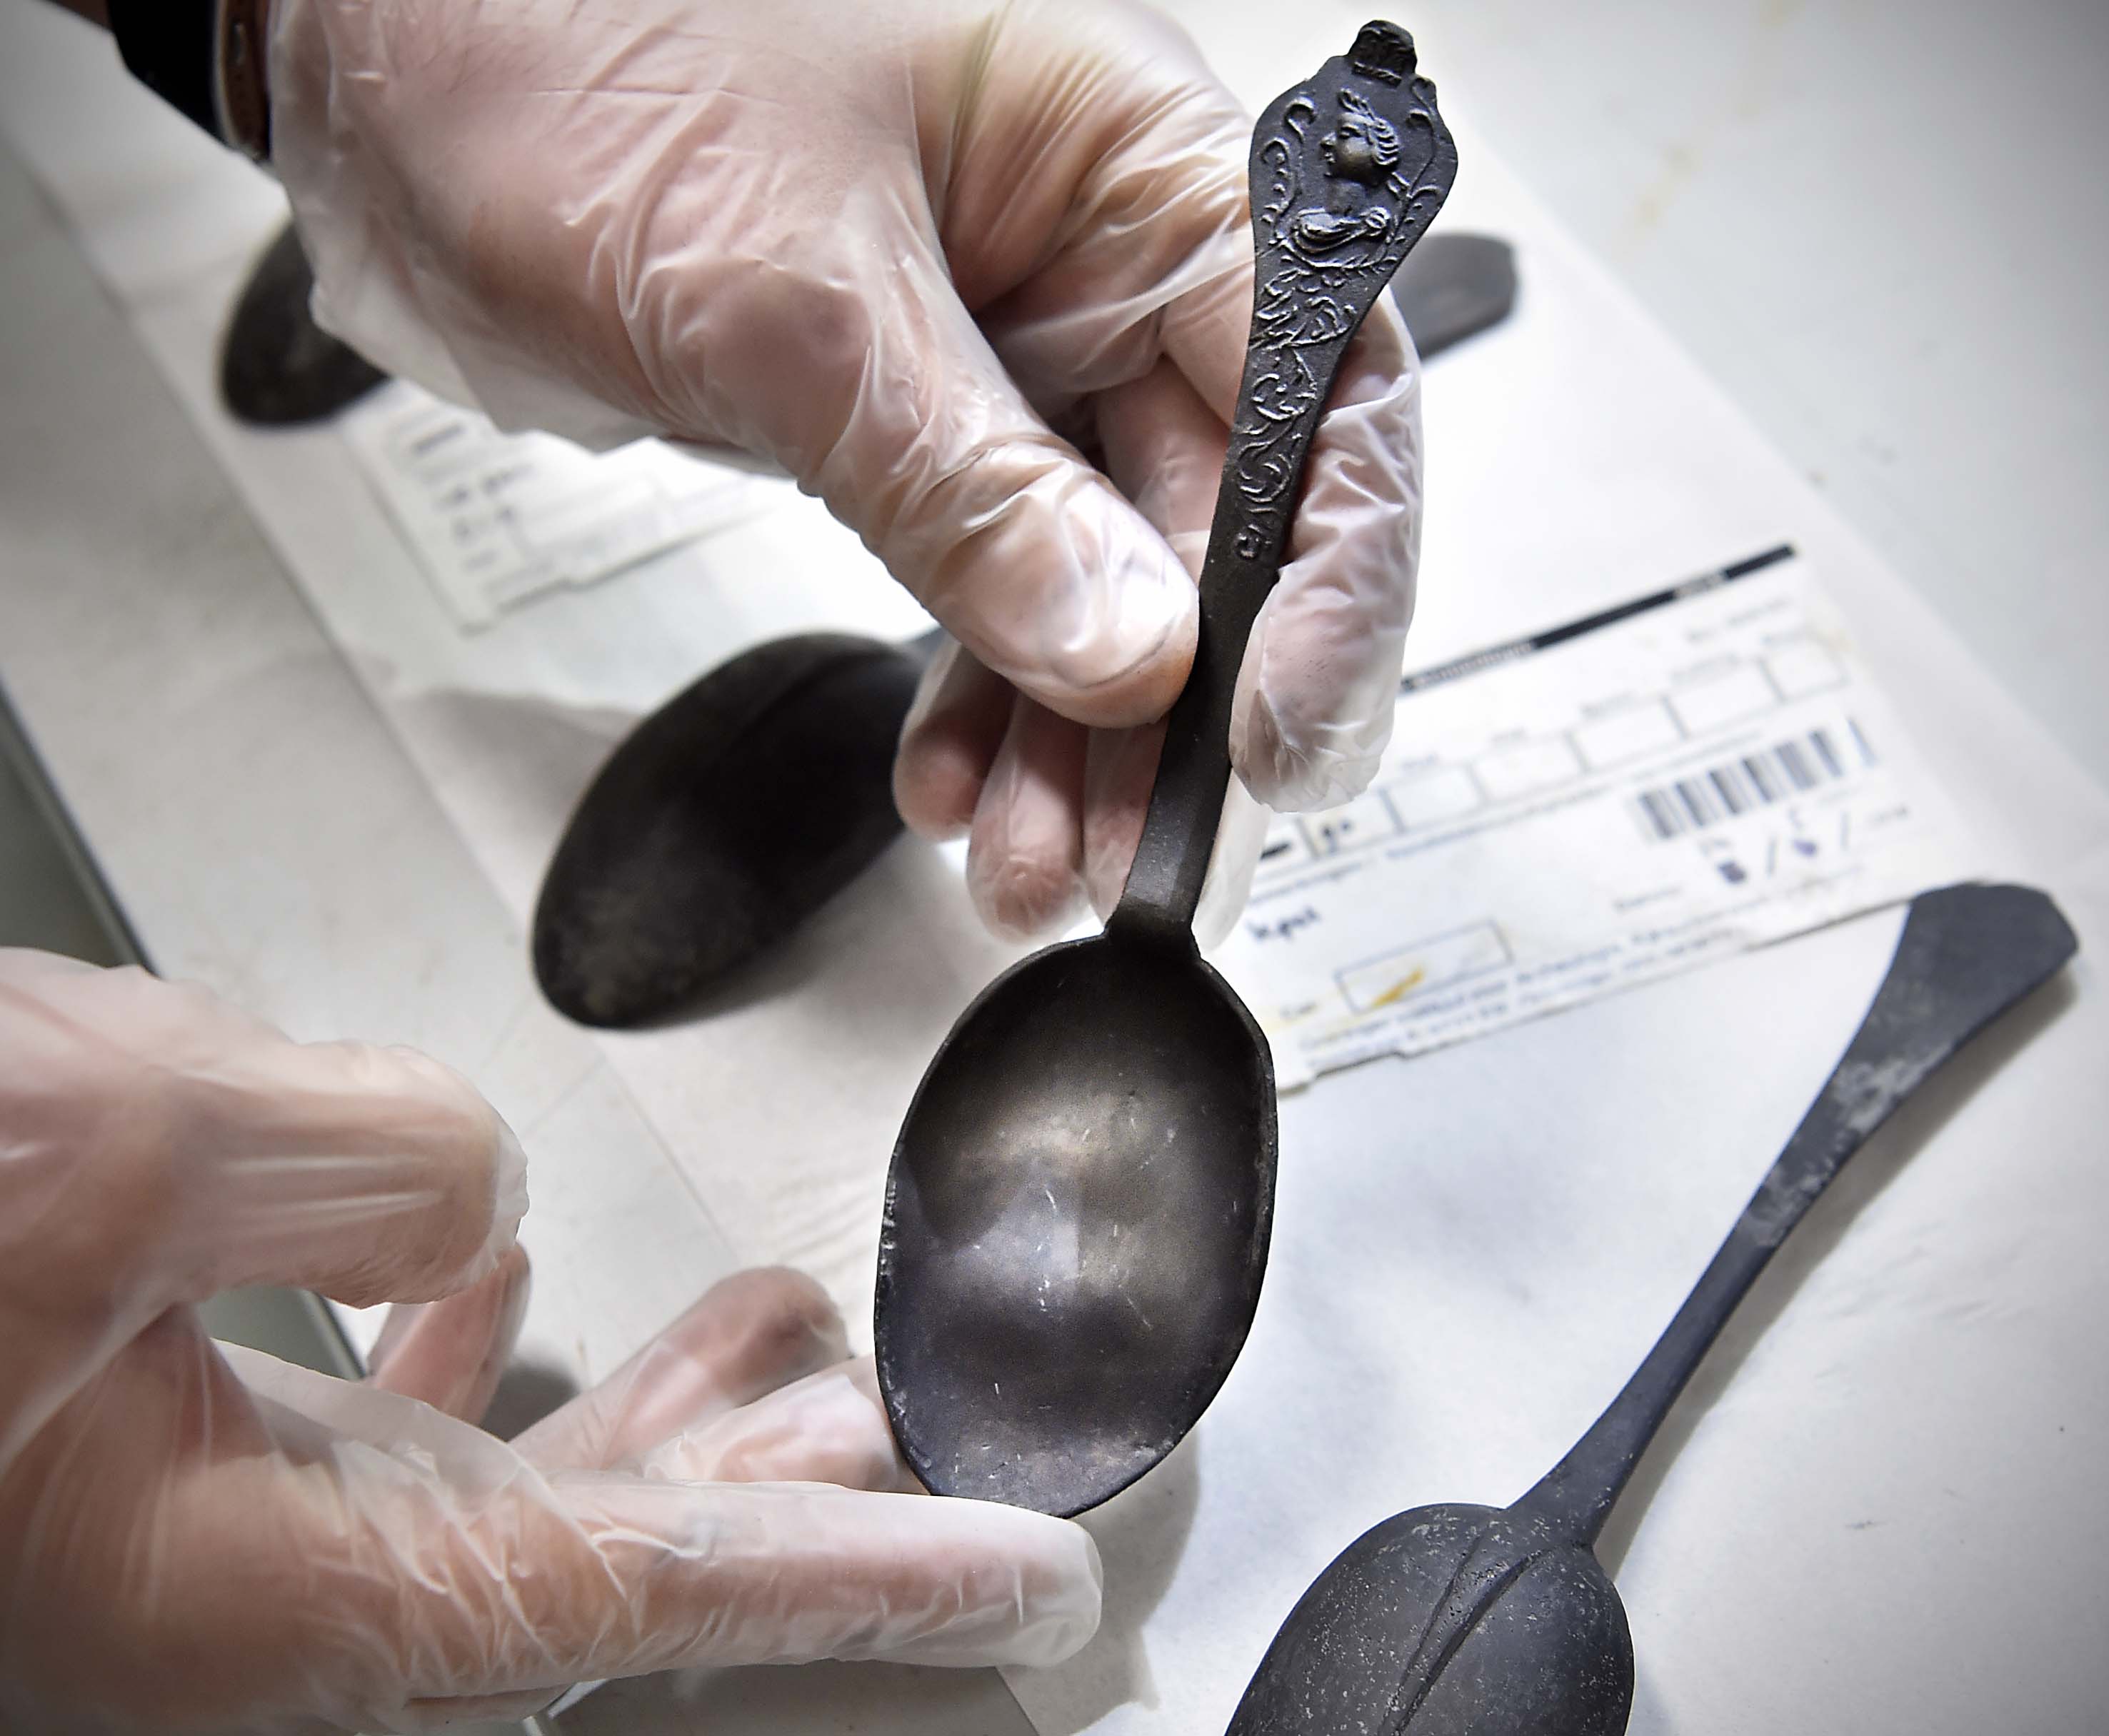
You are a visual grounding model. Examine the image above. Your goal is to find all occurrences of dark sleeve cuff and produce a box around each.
[109,0,225,146]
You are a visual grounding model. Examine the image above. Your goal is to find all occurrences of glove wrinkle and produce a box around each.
[1,955,1099,1728]
[274,0,1422,951]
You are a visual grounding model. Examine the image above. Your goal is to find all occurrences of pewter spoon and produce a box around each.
[533,631,942,1026]
[1225,880,2077,1735]
[874,23,1458,1518]
[528,226,1506,1026]
[220,221,386,426]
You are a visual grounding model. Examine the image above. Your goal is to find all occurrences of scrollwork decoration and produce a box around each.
[1228,24,1458,560]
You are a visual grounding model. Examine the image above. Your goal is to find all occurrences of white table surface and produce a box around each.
[1412,0,2109,791]
[3,4,2106,1733]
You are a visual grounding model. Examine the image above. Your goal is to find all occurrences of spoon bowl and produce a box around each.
[1228,1505,1630,1736]
[533,632,929,1025]
[221,221,386,426]
[878,935,1273,1515]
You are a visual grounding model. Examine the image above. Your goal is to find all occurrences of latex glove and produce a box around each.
[0,951,1098,1733]
[268,0,1421,943]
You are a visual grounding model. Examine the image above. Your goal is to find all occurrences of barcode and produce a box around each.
[1633,727,1858,841]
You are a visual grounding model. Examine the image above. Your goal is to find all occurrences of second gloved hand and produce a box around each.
[0,953,1098,1732]
[268,0,1422,944]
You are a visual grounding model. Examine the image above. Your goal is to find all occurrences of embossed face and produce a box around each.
[1321,114,1384,184]
[1319,91,1403,188]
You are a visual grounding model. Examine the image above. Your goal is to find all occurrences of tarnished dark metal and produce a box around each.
[876,23,1458,1519]
[533,633,932,1026]
[1226,883,2077,1735]
[219,222,386,426]
[1390,232,1516,359]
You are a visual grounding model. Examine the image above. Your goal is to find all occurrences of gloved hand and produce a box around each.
[268,0,1421,943]
[0,951,1099,1733]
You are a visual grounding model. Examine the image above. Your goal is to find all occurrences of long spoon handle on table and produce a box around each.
[1515,882,2080,1549]
[1109,24,1458,948]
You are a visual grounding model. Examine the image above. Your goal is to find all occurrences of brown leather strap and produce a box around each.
[214,0,274,162]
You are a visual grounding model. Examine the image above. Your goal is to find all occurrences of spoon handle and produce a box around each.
[1516,883,2076,1548]
[1108,23,1456,948]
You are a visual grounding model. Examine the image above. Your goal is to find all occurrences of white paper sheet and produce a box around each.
[1219,548,1980,1086]
[339,383,773,626]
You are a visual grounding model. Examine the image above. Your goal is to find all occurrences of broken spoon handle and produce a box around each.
[1518,883,2077,1548]
[1108,21,1456,948]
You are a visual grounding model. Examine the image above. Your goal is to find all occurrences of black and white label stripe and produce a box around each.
[1634,726,1861,841]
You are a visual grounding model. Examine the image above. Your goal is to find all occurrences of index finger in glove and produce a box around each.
[182,1353,1103,1715]
[0,951,526,1313]
[783,257,1200,734]
[516,1275,916,1495]
[510,1268,848,1471]
[631,1358,918,1494]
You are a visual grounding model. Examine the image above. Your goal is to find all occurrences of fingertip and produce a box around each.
[512,1266,850,1474]
[1081,722,1161,920]
[466,1116,529,1285]
[968,848,1088,944]
[968,794,1089,938]
[966,701,1090,943]
[531,1479,1106,1676]
[384,1053,528,1295]
[1044,503,1198,729]
[197,1038,531,1310]
[893,749,978,843]
[1228,530,1408,812]
[367,1243,531,1422]
[1224,300,1421,814]
[638,1358,912,1493]
[494,1240,533,1313]
[853,338,1198,732]
[695,1267,849,1373]
[936,469,1198,732]
[901,1502,1104,1670]
[1230,659,1396,813]
[894,643,1010,842]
